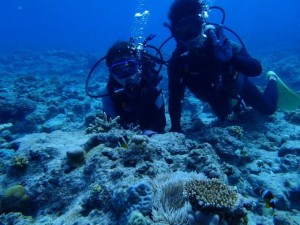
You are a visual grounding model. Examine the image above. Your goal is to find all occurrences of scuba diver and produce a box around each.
[166,0,278,133]
[86,40,166,135]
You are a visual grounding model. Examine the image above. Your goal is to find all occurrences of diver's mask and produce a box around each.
[110,58,141,92]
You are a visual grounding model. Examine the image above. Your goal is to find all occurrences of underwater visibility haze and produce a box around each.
[0,0,299,53]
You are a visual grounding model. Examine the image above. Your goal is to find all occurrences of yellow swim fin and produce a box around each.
[266,71,300,111]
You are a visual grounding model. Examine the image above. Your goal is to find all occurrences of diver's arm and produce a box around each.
[231,43,262,76]
[102,87,117,118]
[206,27,261,76]
[168,61,184,132]
[145,92,166,134]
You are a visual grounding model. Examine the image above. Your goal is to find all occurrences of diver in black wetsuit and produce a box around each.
[102,41,166,135]
[167,0,278,133]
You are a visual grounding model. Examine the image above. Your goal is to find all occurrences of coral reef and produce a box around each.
[0,123,14,145]
[187,211,220,225]
[85,112,121,133]
[66,148,86,168]
[186,143,227,181]
[0,123,13,131]
[229,126,244,139]
[127,211,152,225]
[80,184,112,216]
[13,98,37,114]
[111,182,153,224]
[10,155,29,171]
[284,110,300,125]
[184,178,247,224]
[260,51,300,89]
[151,171,206,225]
[0,212,34,225]
[0,185,32,215]
[0,50,300,225]
[120,134,151,167]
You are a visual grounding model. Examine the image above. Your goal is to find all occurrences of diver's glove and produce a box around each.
[208,25,233,62]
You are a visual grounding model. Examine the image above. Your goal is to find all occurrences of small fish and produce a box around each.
[260,190,276,209]
[117,136,129,149]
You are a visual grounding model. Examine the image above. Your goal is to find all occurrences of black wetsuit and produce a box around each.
[102,69,166,133]
[168,39,277,131]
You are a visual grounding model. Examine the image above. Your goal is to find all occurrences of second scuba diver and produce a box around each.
[166,0,278,133]
[101,41,166,135]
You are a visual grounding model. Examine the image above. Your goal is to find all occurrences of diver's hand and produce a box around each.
[208,26,233,62]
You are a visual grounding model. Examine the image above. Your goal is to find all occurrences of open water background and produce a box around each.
[0,0,299,55]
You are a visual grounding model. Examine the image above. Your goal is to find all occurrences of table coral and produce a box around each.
[184,178,247,225]
[184,178,239,212]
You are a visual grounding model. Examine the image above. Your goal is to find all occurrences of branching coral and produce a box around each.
[85,111,120,133]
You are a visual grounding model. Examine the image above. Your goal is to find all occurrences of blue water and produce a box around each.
[0,0,299,54]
